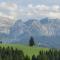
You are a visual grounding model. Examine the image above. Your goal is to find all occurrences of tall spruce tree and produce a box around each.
[25,55,30,60]
[29,36,35,46]
[32,55,37,60]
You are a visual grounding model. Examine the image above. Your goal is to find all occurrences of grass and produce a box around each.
[0,44,49,59]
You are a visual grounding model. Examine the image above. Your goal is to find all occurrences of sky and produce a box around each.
[0,0,60,33]
[0,0,60,20]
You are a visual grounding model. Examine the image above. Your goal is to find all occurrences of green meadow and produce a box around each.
[0,44,49,58]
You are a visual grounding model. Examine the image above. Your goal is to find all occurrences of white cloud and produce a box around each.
[0,3,60,20]
[0,2,60,33]
[0,2,18,10]
[24,4,60,19]
[0,2,18,20]
[28,4,33,8]
[0,12,14,19]
[39,5,49,11]
[0,2,18,33]
[52,5,60,12]
[25,4,49,18]
[48,12,60,19]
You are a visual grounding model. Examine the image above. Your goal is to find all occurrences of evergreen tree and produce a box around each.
[29,36,35,46]
[32,55,37,60]
[25,55,30,60]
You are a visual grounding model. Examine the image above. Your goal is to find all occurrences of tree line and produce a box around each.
[0,46,60,60]
[32,49,60,60]
[0,37,59,60]
[0,46,30,60]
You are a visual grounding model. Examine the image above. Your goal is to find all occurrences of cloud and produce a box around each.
[0,2,18,20]
[48,12,60,19]
[28,4,33,8]
[0,2,18,10]
[24,4,60,19]
[0,3,60,20]
[0,12,14,19]
[23,4,49,18]
[51,5,60,12]
[0,2,19,33]
[0,2,60,20]
[0,2,60,33]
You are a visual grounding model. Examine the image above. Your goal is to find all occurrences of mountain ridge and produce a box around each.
[0,17,60,48]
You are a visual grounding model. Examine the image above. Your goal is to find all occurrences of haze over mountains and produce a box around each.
[0,17,60,48]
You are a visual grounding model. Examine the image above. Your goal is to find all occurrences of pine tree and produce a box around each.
[25,55,30,60]
[29,36,35,46]
[32,55,37,60]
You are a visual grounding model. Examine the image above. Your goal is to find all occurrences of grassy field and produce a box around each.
[0,44,49,59]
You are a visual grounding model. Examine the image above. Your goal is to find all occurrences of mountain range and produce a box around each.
[0,17,60,48]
